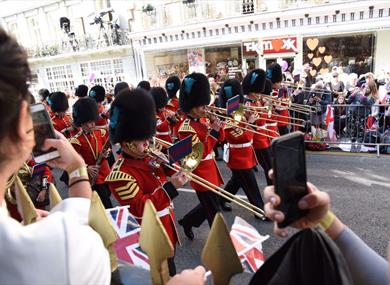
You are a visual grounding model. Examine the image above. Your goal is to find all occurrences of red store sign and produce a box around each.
[243,36,298,56]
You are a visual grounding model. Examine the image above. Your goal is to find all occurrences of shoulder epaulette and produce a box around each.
[97,128,107,137]
[105,159,131,182]
[69,131,82,146]
[178,119,196,134]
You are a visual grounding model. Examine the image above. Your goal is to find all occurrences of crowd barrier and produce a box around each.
[290,104,390,156]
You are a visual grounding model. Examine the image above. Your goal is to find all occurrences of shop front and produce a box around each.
[302,33,375,76]
[243,36,299,74]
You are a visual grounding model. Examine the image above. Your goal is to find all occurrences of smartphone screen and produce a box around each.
[272,132,308,228]
[31,103,59,162]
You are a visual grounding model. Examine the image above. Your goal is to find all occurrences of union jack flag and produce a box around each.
[106,206,150,270]
[230,217,269,273]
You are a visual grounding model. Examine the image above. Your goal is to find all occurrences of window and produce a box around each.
[379,9,383,17]
[292,19,296,27]
[284,20,288,27]
[360,11,364,19]
[341,13,345,22]
[307,17,311,25]
[269,22,273,29]
[316,16,320,24]
[369,7,373,18]
[80,59,125,90]
[333,14,337,22]
[45,65,74,93]
[350,12,355,20]
[300,18,303,25]
[241,25,245,32]
[324,15,328,23]
[262,23,267,29]
[276,19,281,28]
[242,0,255,14]
[255,23,259,30]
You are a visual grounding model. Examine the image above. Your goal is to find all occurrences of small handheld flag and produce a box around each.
[168,135,193,163]
[227,95,240,115]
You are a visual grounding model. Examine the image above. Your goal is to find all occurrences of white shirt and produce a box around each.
[0,198,111,285]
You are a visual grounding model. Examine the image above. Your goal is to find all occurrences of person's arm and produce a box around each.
[263,176,389,285]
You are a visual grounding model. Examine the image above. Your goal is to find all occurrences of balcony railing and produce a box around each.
[26,30,130,59]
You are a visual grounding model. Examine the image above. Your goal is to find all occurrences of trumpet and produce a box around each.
[148,138,266,219]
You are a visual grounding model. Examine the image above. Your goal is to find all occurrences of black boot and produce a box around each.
[220,200,232,212]
[178,219,194,240]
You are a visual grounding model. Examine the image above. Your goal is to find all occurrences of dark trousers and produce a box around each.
[93,183,113,209]
[278,125,289,136]
[168,255,176,276]
[223,169,264,209]
[254,147,273,186]
[180,191,221,228]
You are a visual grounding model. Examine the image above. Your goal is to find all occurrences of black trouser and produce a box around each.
[168,254,176,276]
[254,147,273,186]
[278,125,289,136]
[93,183,113,209]
[222,169,264,209]
[180,191,221,228]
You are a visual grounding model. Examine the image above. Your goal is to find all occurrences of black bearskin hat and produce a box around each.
[263,79,273,95]
[242,69,266,94]
[150,87,168,111]
[89,85,105,103]
[137,80,151,92]
[72,97,99,126]
[50,92,69,112]
[165,76,181,98]
[266,63,283,84]
[38,89,50,101]
[179,73,210,113]
[219,79,243,108]
[114,82,129,96]
[75,84,88,98]
[110,88,156,143]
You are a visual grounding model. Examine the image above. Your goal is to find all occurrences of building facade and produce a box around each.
[1,0,390,93]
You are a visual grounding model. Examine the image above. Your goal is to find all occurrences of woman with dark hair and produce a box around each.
[0,29,110,283]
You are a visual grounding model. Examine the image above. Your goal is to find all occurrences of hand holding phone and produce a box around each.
[30,103,60,163]
[271,132,308,228]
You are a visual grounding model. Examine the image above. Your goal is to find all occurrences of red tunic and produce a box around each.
[178,117,224,192]
[245,101,270,150]
[105,157,179,246]
[156,110,172,143]
[224,123,257,169]
[51,113,75,138]
[166,98,183,141]
[96,104,109,127]
[69,129,110,185]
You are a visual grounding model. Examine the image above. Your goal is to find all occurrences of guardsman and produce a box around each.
[218,79,266,218]
[70,97,113,208]
[265,63,289,135]
[176,73,224,240]
[89,85,109,127]
[105,88,187,276]
[75,84,88,98]
[150,87,173,144]
[242,69,273,186]
[49,91,76,138]
[165,75,183,141]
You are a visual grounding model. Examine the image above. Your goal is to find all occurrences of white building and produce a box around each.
[1,0,390,93]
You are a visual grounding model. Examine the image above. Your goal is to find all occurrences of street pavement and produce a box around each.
[55,152,390,280]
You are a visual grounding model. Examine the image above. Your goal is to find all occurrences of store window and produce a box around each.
[145,50,189,85]
[303,33,375,76]
[205,46,242,82]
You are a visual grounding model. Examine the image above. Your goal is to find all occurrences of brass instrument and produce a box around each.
[260,95,316,113]
[205,107,276,139]
[148,138,266,219]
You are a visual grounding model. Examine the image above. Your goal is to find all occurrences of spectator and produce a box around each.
[330,72,345,99]
[308,80,332,138]
[333,95,347,137]
[263,174,389,285]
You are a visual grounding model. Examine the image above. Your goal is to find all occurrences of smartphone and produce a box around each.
[271,132,308,228]
[30,103,60,163]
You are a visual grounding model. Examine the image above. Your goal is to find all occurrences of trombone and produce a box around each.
[205,106,278,138]
[260,95,316,113]
[149,137,266,219]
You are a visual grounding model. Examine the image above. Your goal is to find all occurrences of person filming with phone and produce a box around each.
[261,132,389,285]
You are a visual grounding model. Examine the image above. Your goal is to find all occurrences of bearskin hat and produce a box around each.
[137,80,151,92]
[89,85,105,103]
[75,84,88,98]
[266,63,283,84]
[114,82,129,96]
[242,69,266,95]
[263,79,273,95]
[219,79,243,108]
[110,88,156,143]
[150,87,168,111]
[165,76,181,98]
[50,92,68,112]
[179,73,210,113]
[72,97,99,127]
